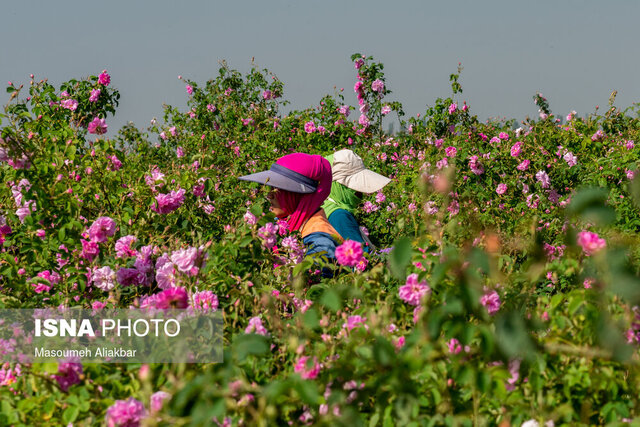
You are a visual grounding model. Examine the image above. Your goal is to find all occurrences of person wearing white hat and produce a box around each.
[322,149,391,252]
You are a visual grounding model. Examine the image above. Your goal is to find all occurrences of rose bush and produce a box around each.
[1,55,640,425]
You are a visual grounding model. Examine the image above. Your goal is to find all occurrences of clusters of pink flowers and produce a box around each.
[338,105,350,117]
[371,79,384,93]
[150,391,171,412]
[342,315,368,332]
[191,290,219,312]
[480,290,501,315]
[398,273,431,306]
[626,306,640,344]
[496,183,507,195]
[468,155,484,175]
[0,362,21,387]
[543,243,566,261]
[510,141,523,157]
[563,151,577,167]
[258,222,278,249]
[89,88,101,102]
[304,121,316,133]
[576,231,606,255]
[151,188,185,214]
[448,103,457,114]
[88,117,108,135]
[98,70,111,86]
[294,356,321,380]
[115,235,138,258]
[89,216,117,243]
[243,211,257,225]
[591,129,605,142]
[171,247,203,275]
[61,98,78,111]
[0,215,12,245]
[445,146,457,157]
[245,316,269,336]
[280,235,305,264]
[535,171,551,188]
[141,287,189,309]
[105,397,147,427]
[335,240,364,267]
[92,266,117,291]
[52,362,83,392]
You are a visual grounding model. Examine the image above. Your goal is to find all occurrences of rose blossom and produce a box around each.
[371,79,384,92]
[535,171,551,188]
[563,151,577,167]
[510,141,523,157]
[398,273,431,306]
[151,287,189,309]
[105,397,146,427]
[88,117,107,135]
[88,216,117,243]
[191,290,219,312]
[98,70,111,86]
[480,290,501,315]
[81,239,100,261]
[150,391,171,412]
[89,88,101,102]
[92,266,116,291]
[445,146,457,157]
[170,247,201,275]
[576,231,606,255]
[335,240,364,267]
[294,356,321,380]
[152,188,186,214]
[115,235,138,258]
[245,317,268,336]
[61,99,78,111]
[496,183,507,195]
[304,121,316,133]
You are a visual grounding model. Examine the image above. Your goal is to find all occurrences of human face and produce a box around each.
[266,188,287,218]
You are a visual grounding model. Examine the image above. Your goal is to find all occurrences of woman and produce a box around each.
[239,153,341,264]
[322,149,391,252]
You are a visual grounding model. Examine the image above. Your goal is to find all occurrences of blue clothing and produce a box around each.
[303,231,339,277]
[303,231,338,260]
[327,209,370,253]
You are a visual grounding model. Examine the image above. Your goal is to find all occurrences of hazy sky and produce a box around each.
[2,0,639,135]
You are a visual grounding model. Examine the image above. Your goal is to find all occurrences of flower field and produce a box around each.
[2,53,640,426]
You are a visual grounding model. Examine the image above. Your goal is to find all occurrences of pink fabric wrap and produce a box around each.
[274,153,332,231]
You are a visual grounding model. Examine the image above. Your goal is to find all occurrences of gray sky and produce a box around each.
[2,0,639,135]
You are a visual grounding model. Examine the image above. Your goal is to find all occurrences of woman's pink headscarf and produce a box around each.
[274,153,332,231]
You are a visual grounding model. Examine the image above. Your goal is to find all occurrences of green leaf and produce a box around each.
[369,412,381,427]
[568,296,583,316]
[232,333,270,361]
[389,237,412,281]
[292,378,320,405]
[567,187,615,225]
[302,308,319,329]
[62,406,79,424]
[495,311,536,360]
[320,288,341,312]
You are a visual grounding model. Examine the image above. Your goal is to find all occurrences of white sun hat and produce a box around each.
[330,149,390,194]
